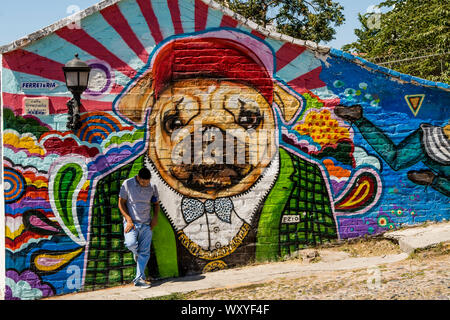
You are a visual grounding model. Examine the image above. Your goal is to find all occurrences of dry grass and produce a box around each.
[408,241,450,260]
[181,248,449,300]
[144,239,449,300]
[327,238,402,257]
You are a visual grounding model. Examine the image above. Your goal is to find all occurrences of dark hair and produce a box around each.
[138,168,151,180]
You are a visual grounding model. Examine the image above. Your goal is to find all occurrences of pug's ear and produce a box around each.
[273,83,301,123]
[117,72,155,125]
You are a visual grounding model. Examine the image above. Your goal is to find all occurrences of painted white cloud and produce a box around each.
[354,146,381,170]
[6,278,43,300]
[3,149,60,173]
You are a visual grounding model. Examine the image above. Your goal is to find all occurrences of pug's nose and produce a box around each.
[192,126,225,165]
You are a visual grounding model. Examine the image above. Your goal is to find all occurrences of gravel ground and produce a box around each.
[159,241,449,300]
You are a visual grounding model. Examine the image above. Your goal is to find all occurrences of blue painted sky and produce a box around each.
[0,0,383,49]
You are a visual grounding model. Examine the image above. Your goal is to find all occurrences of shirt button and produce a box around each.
[213,227,220,233]
[215,242,221,249]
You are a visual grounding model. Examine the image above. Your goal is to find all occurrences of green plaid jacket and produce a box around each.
[84,149,337,289]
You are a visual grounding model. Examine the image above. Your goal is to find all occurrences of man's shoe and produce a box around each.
[134,279,151,288]
[334,105,363,123]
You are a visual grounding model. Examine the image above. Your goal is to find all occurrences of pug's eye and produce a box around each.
[163,98,185,133]
[238,99,262,130]
[163,112,184,133]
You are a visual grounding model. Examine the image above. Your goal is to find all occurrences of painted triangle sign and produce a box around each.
[405,94,425,116]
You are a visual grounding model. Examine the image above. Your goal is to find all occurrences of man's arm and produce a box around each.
[150,201,160,230]
[119,197,135,233]
[334,105,425,171]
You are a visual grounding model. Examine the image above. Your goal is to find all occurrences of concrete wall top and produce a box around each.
[0,0,448,91]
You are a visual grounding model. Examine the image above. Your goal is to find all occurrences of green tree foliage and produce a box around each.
[216,0,345,43]
[343,0,449,84]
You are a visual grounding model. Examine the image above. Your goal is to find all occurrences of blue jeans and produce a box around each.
[123,222,152,283]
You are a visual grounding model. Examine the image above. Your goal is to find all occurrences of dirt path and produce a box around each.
[45,237,449,300]
[153,240,450,300]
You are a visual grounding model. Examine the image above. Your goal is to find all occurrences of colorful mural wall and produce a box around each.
[1,0,449,300]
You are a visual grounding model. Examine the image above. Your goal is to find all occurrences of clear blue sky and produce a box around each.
[0,0,383,49]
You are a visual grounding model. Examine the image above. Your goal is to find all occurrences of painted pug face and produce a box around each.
[147,79,277,199]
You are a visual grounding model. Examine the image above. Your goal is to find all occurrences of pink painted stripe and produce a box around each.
[167,0,184,34]
[323,98,341,107]
[55,27,137,79]
[136,0,164,44]
[2,49,66,83]
[2,92,113,114]
[29,216,60,233]
[110,84,126,95]
[287,67,326,93]
[276,42,307,72]
[100,4,149,64]
[195,0,209,32]
[220,15,238,28]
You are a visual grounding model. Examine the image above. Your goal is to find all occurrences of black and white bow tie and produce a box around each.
[181,197,234,224]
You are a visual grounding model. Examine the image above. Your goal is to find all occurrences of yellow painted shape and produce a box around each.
[340,180,371,208]
[404,94,425,117]
[6,224,25,240]
[33,248,83,272]
[4,132,45,155]
[295,109,350,146]
[25,178,48,189]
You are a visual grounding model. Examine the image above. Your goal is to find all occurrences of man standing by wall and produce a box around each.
[119,168,159,288]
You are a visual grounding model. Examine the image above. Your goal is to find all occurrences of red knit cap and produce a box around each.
[151,38,273,104]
